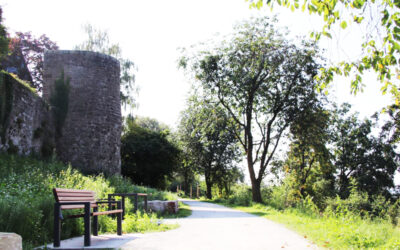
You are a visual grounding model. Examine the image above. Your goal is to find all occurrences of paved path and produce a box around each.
[121,200,317,250]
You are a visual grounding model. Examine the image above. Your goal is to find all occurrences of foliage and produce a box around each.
[180,17,322,202]
[284,102,335,204]
[225,185,253,206]
[8,31,58,91]
[75,24,137,108]
[230,202,400,249]
[49,71,70,137]
[122,211,178,233]
[0,153,178,249]
[178,93,241,199]
[250,0,400,103]
[331,104,399,198]
[0,7,9,62]
[121,118,181,189]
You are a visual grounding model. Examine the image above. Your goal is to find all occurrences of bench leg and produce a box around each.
[93,207,98,236]
[84,203,91,246]
[53,204,61,247]
[117,201,122,235]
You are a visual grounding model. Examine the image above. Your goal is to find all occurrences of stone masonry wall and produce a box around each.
[0,73,53,156]
[43,50,121,175]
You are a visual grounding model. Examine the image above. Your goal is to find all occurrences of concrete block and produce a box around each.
[0,232,22,250]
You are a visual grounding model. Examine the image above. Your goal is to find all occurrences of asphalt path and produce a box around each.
[120,200,317,250]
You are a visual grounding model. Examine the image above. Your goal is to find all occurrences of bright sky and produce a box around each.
[1,0,391,129]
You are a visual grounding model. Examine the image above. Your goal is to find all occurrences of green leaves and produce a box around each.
[340,21,347,29]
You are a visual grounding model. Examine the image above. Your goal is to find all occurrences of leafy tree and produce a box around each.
[250,0,400,102]
[75,24,137,108]
[134,116,169,133]
[6,32,58,91]
[179,93,240,199]
[180,17,322,202]
[0,7,9,63]
[331,104,399,198]
[121,118,180,189]
[214,166,244,197]
[285,104,334,204]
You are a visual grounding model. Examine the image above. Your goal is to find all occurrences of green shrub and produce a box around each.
[0,153,178,249]
[227,185,252,206]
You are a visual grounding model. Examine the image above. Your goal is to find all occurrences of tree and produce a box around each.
[180,17,322,202]
[285,104,334,203]
[0,7,9,63]
[179,93,240,199]
[6,32,58,91]
[331,104,399,198]
[250,0,400,103]
[214,166,244,197]
[75,24,137,108]
[121,118,180,189]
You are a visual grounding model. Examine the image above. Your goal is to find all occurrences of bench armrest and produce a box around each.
[96,201,121,205]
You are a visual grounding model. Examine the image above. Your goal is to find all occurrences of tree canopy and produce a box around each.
[250,0,400,102]
[121,118,180,190]
[75,24,137,108]
[178,93,240,199]
[180,17,323,202]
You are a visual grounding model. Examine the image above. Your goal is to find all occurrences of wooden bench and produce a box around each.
[53,188,123,247]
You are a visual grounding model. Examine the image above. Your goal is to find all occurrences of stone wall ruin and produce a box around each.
[0,50,122,175]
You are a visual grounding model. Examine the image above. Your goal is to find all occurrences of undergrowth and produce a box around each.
[0,153,179,249]
[209,184,400,249]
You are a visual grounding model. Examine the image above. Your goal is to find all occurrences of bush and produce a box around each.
[0,154,178,249]
[226,185,252,206]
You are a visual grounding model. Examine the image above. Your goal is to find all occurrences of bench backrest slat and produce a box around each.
[53,188,97,210]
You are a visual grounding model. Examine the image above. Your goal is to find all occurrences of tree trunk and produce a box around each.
[251,179,262,203]
[206,182,212,199]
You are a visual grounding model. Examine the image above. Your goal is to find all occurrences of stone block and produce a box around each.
[0,232,22,250]
[148,200,179,214]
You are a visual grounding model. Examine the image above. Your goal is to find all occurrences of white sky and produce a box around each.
[1,0,391,128]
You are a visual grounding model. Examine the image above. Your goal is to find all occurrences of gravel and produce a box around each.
[120,200,318,250]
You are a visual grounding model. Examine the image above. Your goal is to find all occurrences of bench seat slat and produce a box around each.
[54,188,94,193]
[58,196,96,202]
[60,204,98,210]
[57,193,96,197]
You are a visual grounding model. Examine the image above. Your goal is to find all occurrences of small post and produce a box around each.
[176,185,179,193]
[190,185,192,198]
[53,203,61,247]
[84,202,91,246]
[122,196,126,220]
[107,194,112,211]
[197,185,199,198]
[144,195,148,212]
[93,206,98,236]
[134,194,138,213]
[117,201,122,236]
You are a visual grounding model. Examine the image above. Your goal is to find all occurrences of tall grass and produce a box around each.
[0,154,178,249]
[210,184,400,249]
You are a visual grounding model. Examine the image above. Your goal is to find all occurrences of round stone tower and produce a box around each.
[43,50,121,175]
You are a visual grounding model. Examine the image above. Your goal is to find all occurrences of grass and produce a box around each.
[0,153,180,249]
[212,201,400,249]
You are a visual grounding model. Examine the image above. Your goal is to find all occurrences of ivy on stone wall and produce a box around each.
[0,72,14,144]
[50,71,69,137]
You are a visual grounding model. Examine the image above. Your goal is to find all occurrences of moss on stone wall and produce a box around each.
[50,71,70,137]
